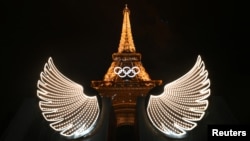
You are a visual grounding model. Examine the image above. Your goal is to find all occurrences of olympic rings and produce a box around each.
[114,66,140,78]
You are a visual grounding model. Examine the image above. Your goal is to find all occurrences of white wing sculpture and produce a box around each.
[147,55,210,138]
[37,57,100,139]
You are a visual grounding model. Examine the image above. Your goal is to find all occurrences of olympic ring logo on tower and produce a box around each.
[114,66,140,78]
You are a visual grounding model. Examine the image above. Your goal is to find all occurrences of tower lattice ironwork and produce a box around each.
[91,5,162,126]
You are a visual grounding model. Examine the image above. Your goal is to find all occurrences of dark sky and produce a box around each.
[1,0,248,135]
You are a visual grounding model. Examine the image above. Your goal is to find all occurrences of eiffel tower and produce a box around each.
[91,5,162,126]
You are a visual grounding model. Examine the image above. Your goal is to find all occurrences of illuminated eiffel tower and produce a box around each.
[91,5,162,126]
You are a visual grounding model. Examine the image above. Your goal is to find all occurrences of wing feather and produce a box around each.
[37,57,100,139]
[147,55,210,138]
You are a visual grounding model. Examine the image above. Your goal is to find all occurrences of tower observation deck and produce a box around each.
[91,5,162,126]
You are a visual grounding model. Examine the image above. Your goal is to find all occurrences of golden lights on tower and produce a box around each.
[118,4,136,53]
[36,4,211,139]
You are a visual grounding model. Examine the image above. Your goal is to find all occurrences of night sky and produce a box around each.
[1,0,248,137]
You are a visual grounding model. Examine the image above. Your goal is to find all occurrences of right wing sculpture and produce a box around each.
[37,57,100,139]
[146,55,210,138]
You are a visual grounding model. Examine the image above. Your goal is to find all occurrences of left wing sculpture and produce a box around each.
[146,55,210,138]
[37,57,100,139]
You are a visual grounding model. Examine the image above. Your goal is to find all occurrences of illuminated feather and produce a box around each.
[37,57,100,139]
[147,55,210,138]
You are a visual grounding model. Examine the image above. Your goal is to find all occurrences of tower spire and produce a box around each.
[118,4,136,53]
